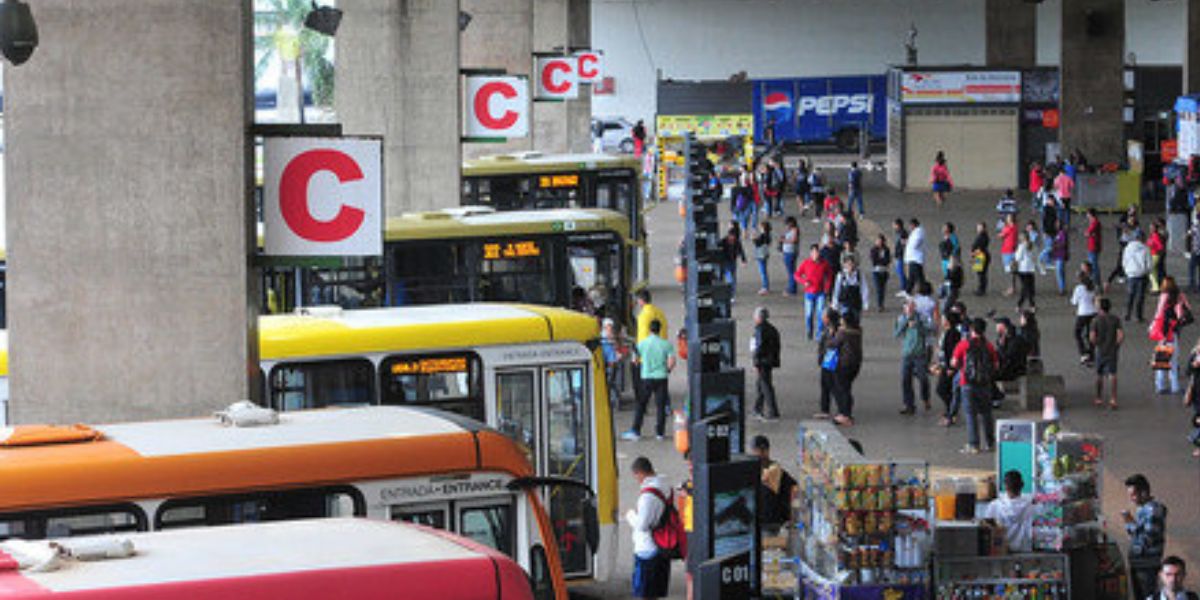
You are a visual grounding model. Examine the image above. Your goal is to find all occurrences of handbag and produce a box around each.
[1180,304,1195,329]
[1152,344,1175,371]
[821,347,840,371]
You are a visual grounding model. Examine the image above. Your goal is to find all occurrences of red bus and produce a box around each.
[0,518,539,599]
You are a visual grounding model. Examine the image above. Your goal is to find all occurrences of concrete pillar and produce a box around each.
[532,0,592,154]
[336,0,461,215]
[1059,0,1125,164]
[461,0,533,157]
[1186,0,1200,94]
[985,0,1036,68]
[5,0,256,423]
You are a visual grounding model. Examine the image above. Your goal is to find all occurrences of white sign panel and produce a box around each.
[263,137,383,257]
[534,55,578,100]
[1179,112,1200,162]
[900,71,1021,104]
[464,75,530,139]
[574,50,603,84]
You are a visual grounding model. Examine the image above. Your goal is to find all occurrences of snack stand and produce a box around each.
[928,421,1126,600]
[771,421,931,599]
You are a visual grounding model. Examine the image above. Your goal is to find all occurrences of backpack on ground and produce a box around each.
[641,487,687,560]
[964,339,994,386]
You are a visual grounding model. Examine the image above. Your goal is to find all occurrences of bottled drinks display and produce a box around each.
[935,554,1069,599]
[939,582,1067,599]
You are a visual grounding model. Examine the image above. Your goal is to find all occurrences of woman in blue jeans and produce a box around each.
[781,217,800,295]
[892,219,909,293]
[753,222,772,295]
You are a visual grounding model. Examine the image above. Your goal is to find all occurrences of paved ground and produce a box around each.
[575,159,1200,599]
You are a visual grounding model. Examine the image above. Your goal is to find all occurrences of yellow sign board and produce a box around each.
[655,114,754,139]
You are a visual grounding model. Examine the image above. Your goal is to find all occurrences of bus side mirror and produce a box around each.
[582,496,599,553]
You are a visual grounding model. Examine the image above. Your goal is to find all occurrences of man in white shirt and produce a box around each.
[905,218,927,294]
[625,456,670,599]
[1123,230,1153,322]
[982,470,1035,554]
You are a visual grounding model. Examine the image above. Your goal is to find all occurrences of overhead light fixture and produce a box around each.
[459,10,472,32]
[0,0,37,66]
[303,1,342,37]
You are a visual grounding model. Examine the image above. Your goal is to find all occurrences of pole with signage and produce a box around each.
[681,133,761,599]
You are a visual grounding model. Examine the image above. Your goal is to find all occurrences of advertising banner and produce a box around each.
[900,71,1021,104]
[655,114,754,139]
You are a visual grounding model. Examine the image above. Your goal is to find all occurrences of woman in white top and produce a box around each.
[1014,231,1038,310]
[1071,270,1099,365]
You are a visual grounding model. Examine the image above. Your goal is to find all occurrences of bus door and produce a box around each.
[593,170,636,237]
[566,234,626,324]
[495,364,593,578]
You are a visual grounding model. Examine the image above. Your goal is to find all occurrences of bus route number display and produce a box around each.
[390,356,469,375]
[538,174,579,189]
[483,241,542,260]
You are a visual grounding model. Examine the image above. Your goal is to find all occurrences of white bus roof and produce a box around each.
[93,405,467,458]
[7,519,490,593]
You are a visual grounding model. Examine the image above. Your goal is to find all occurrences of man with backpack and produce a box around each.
[626,456,678,599]
[950,318,1000,454]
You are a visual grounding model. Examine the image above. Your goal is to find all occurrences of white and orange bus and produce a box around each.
[0,518,541,599]
[0,406,581,600]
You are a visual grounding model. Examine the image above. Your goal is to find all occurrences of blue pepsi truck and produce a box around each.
[752,75,887,151]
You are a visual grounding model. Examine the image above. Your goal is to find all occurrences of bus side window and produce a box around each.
[379,354,484,422]
[0,505,147,541]
[459,502,515,557]
[156,487,365,530]
[391,505,449,531]
[269,359,375,411]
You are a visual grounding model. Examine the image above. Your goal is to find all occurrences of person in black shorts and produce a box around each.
[1090,297,1124,409]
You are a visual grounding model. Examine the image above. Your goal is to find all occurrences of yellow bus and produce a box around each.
[462,153,649,283]
[258,303,617,582]
[462,152,645,242]
[0,405,575,600]
[261,207,636,327]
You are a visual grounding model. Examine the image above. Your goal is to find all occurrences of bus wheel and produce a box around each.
[836,129,860,153]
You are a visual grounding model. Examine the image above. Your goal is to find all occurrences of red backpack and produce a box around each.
[641,487,688,560]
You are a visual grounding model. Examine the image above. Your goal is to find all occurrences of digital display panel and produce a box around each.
[483,241,543,260]
[538,174,580,188]
[390,356,469,375]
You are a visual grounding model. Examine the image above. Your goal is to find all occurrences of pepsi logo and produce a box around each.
[763,92,791,112]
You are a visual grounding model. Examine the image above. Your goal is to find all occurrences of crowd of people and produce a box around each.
[691,151,1200,460]
[613,151,1200,599]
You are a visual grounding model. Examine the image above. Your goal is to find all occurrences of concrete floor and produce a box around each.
[574,159,1200,598]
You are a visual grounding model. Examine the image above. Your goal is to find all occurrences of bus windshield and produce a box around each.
[263,232,628,325]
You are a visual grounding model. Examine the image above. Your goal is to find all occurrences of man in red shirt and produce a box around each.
[950,318,1000,454]
[795,244,832,340]
[1085,209,1102,283]
[999,214,1019,296]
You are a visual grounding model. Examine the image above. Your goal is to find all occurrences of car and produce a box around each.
[592,117,636,154]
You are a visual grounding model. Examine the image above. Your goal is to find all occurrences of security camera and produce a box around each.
[0,0,37,66]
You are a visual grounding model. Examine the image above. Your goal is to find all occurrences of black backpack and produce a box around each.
[964,339,994,386]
